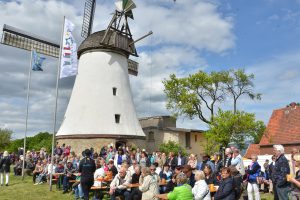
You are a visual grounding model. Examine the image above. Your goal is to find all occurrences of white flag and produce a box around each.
[60,18,78,79]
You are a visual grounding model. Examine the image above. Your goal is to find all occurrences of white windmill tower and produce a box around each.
[56,0,152,152]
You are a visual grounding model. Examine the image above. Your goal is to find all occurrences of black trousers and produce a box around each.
[81,181,93,200]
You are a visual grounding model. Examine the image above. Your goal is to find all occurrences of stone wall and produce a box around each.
[56,138,146,155]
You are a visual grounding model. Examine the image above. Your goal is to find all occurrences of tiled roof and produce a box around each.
[259,106,300,145]
[244,144,260,158]
[244,105,300,157]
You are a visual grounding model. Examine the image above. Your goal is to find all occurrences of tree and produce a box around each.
[163,69,261,125]
[204,109,265,154]
[6,132,52,153]
[224,69,262,114]
[0,128,13,151]
[163,71,228,124]
[159,141,187,156]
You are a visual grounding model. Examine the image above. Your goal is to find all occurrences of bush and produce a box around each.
[159,141,187,156]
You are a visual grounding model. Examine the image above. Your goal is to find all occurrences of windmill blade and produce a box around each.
[81,0,96,39]
[115,0,136,19]
[123,0,136,13]
[1,24,60,58]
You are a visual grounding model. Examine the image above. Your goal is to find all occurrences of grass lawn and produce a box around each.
[0,173,275,200]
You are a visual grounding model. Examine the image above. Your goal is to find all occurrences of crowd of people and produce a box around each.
[0,143,300,200]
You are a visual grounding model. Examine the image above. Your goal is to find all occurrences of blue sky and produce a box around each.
[0,0,299,139]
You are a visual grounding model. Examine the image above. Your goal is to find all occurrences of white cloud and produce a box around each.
[0,0,235,138]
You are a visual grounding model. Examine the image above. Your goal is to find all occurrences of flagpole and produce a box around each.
[22,49,33,181]
[49,16,65,191]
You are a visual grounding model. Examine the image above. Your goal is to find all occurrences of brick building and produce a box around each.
[245,102,300,158]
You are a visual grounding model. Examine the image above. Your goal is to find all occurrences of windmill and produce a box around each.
[56,0,153,152]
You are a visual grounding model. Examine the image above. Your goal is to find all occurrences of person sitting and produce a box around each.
[62,160,77,194]
[93,158,105,186]
[203,164,218,185]
[167,173,193,200]
[34,160,48,185]
[182,164,196,187]
[129,165,142,200]
[108,159,118,178]
[139,167,159,200]
[229,166,243,200]
[159,164,172,182]
[187,154,198,169]
[32,160,43,184]
[14,157,23,176]
[150,165,160,183]
[109,167,131,200]
[128,159,138,176]
[214,167,235,200]
[192,170,211,200]
[165,165,182,193]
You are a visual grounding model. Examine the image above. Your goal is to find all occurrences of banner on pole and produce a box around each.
[32,49,46,71]
[60,18,78,78]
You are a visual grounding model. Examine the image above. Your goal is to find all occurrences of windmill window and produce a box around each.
[195,135,197,142]
[148,131,155,141]
[186,132,191,148]
[115,114,120,124]
[113,87,117,96]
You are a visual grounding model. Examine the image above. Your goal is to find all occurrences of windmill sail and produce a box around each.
[81,0,96,39]
[115,0,136,19]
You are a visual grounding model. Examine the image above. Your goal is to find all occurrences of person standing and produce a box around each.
[288,153,300,200]
[246,154,261,200]
[231,149,245,176]
[272,145,290,200]
[177,151,187,166]
[0,151,11,186]
[79,149,96,200]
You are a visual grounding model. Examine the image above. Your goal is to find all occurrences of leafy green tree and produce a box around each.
[6,132,52,153]
[163,69,261,125]
[224,69,262,114]
[0,128,13,151]
[159,141,186,156]
[204,109,265,154]
[163,71,228,124]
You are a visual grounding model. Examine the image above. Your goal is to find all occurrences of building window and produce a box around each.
[186,132,191,148]
[148,131,155,141]
[195,135,197,142]
[113,87,117,96]
[115,114,120,123]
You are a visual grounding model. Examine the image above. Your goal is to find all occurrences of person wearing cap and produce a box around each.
[0,151,11,186]
[167,172,193,200]
[79,149,96,200]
